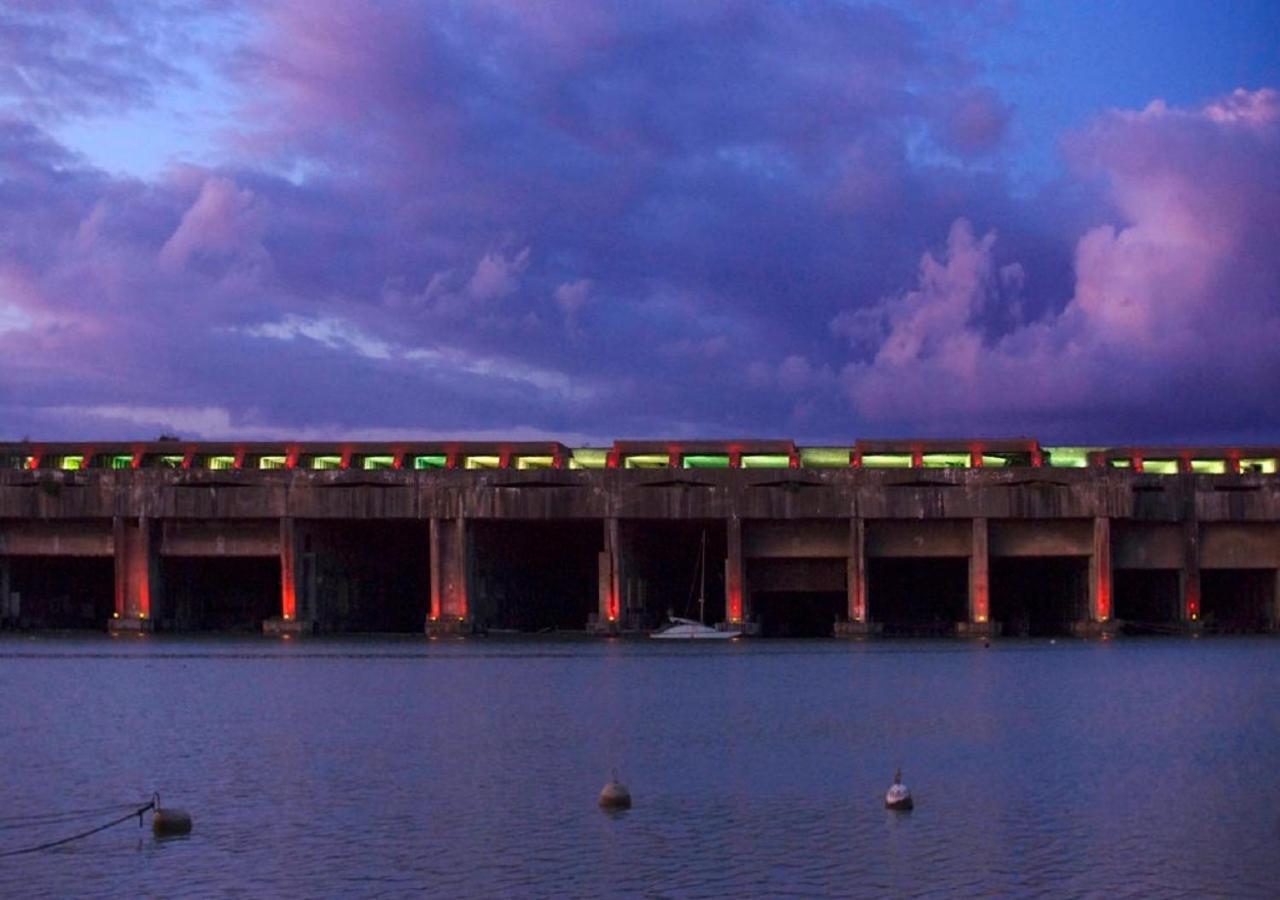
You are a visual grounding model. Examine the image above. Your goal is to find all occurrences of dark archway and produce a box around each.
[752,591,843,637]
[470,520,602,631]
[163,557,279,632]
[990,557,1088,636]
[1201,570,1274,633]
[867,558,967,635]
[5,556,113,629]
[1114,569,1181,633]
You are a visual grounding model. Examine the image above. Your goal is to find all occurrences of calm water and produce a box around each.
[1,635,1278,898]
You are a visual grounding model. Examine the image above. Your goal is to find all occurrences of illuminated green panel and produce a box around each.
[362,456,395,469]
[59,456,84,470]
[516,456,555,469]
[741,454,791,468]
[465,455,500,469]
[981,455,1012,468]
[208,455,236,470]
[1190,459,1226,474]
[799,448,850,468]
[310,455,342,470]
[624,454,669,468]
[414,455,447,469]
[571,448,609,469]
[683,455,729,468]
[259,456,287,469]
[922,453,969,468]
[110,455,134,469]
[862,454,913,468]
[1144,459,1178,475]
[1045,447,1092,468]
[1108,459,1131,468]
[157,455,184,468]
[1240,458,1277,474]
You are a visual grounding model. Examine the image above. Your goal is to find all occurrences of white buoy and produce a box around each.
[598,769,632,810]
[885,769,913,811]
[151,795,193,836]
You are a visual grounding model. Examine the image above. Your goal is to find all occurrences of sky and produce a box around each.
[0,0,1277,446]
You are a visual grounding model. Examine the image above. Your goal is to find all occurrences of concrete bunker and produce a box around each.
[305,521,429,632]
[990,557,1088,636]
[867,558,967,635]
[1114,570,1181,632]
[3,556,113,628]
[162,556,279,632]
[622,520,727,630]
[470,520,601,631]
[1200,570,1275,633]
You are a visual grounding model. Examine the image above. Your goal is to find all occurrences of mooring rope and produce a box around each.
[0,802,147,831]
[0,800,155,857]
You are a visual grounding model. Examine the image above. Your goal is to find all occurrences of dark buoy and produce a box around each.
[885,769,913,811]
[151,794,193,836]
[598,769,632,810]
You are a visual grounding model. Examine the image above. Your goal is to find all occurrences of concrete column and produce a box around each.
[1089,516,1112,622]
[967,517,990,632]
[724,516,744,626]
[428,517,443,623]
[1273,567,1280,632]
[594,517,621,632]
[265,517,310,635]
[111,516,159,632]
[847,517,866,623]
[0,555,11,623]
[448,517,470,621]
[1180,518,1201,624]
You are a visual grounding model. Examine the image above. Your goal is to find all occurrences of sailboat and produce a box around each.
[651,531,742,640]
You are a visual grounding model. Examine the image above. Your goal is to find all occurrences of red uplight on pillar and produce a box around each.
[233,447,246,469]
[911,445,923,468]
[285,447,300,469]
[851,449,862,468]
[1132,455,1144,473]
[339,448,352,470]
[970,444,984,468]
[131,449,144,469]
[1030,448,1043,468]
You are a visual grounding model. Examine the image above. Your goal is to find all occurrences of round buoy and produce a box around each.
[598,770,632,810]
[885,769,913,811]
[152,806,193,836]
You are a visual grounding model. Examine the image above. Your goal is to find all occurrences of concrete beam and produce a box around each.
[742,520,849,559]
[1199,523,1280,569]
[1112,522,1183,569]
[0,522,113,557]
[989,519,1091,558]
[160,520,279,557]
[865,520,971,558]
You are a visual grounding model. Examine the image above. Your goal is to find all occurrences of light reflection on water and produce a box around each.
[1,635,1277,898]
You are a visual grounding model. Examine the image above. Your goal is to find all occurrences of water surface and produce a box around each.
[1,635,1277,897]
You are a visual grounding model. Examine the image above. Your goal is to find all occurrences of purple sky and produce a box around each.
[1,1,1278,445]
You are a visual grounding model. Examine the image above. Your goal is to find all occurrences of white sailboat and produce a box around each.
[651,531,742,640]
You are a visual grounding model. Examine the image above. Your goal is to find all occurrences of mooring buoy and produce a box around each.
[885,768,913,811]
[151,794,193,836]
[598,769,632,810]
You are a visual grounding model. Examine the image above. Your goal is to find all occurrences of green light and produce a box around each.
[363,456,395,469]
[741,454,791,468]
[158,455,184,468]
[862,454,913,468]
[465,455,500,469]
[413,455,447,469]
[259,456,287,469]
[208,455,236,470]
[1045,447,1093,468]
[624,454,669,468]
[1108,459,1131,469]
[310,455,342,470]
[1190,459,1226,474]
[110,455,134,470]
[571,448,609,469]
[922,453,969,468]
[1143,459,1178,475]
[59,456,84,470]
[799,448,850,468]
[516,456,555,469]
[981,455,1013,468]
[683,455,729,468]
[1240,458,1277,474]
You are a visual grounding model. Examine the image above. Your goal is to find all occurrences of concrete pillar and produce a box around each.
[265,517,311,635]
[724,516,745,626]
[967,517,991,633]
[428,517,443,623]
[1089,516,1112,622]
[111,516,159,632]
[1273,567,1280,632]
[593,517,621,632]
[0,555,10,623]
[1180,518,1201,625]
[847,517,866,623]
[447,517,470,620]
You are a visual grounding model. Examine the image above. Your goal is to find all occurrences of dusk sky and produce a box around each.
[1,0,1278,446]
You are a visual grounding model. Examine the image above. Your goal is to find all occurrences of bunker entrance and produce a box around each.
[1114,570,1181,632]
[868,559,967,635]
[990,557,1087,637]
[1201,570,1275,633]
[752,591,843,637]
[471,521,600,631]
[4,556,113,629]
[163,557,279,632]
[626,521,727,630]
[309,522,428,633]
